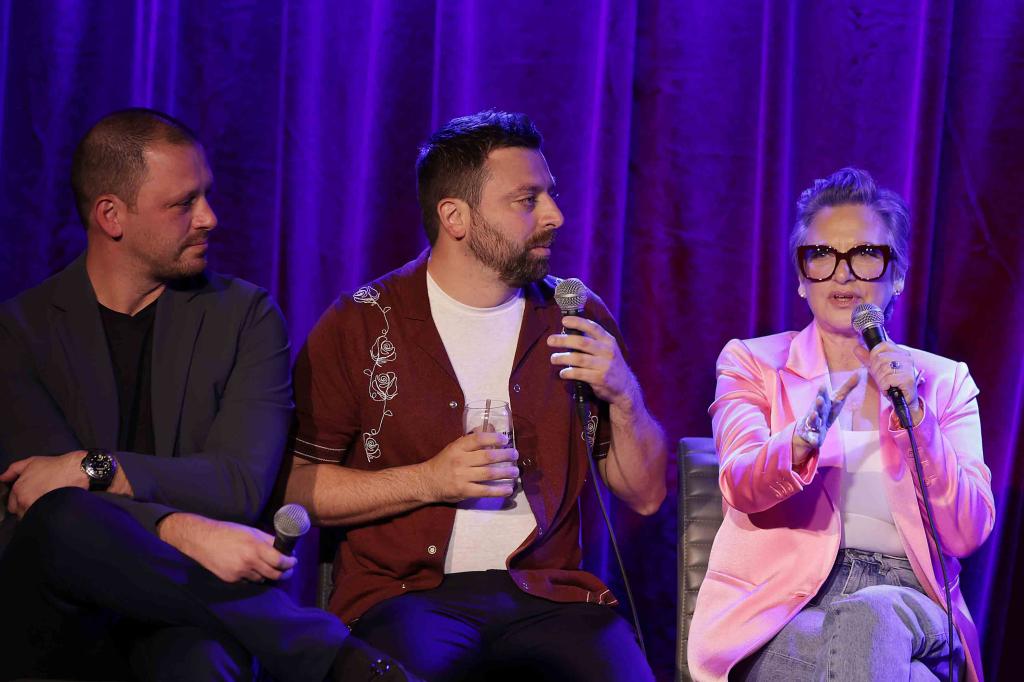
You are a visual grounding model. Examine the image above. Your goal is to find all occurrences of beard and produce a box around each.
[467,213,555,287]
[145,236,210,281]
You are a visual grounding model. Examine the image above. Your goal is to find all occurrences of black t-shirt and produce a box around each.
[98,300,157,455]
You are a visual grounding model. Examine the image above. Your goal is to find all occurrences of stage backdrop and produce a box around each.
[2,1,1022,679]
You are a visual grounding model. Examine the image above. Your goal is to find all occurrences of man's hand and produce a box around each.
[415,432,518,504]
[156,512,296,583]
[0,450,89,517]
[547,316,640,408]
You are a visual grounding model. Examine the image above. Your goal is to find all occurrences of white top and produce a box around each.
[827,368,905,556]
[425,272,538,573]
[837,429,905,556]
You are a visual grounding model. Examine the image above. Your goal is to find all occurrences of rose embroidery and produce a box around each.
[370,335,397,366]
[363,435,381,460]
[353,286,380,304]
[354,284,397,462]
[582,414,598,448]
[370,372,398,402]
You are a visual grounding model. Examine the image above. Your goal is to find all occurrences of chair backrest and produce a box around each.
[317,526,344,611]
[677,437,723,682]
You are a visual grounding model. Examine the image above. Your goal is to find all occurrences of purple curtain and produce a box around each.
[2,1,1021,678]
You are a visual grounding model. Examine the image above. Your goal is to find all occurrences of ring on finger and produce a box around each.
[889,360,902,371]
[799,414,820,443]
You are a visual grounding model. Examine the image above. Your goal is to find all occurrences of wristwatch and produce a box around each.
[81,448,118,491]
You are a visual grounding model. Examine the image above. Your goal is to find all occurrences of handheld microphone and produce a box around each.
[851,303,912,428]
[272,503,311,556]
[553,277,590,405]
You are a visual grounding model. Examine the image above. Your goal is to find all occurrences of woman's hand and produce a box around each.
[792,373,860,468]
[852,342,923,426]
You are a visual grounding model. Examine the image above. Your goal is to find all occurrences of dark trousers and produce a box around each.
[0,488,346,682]
[352,570,654,682]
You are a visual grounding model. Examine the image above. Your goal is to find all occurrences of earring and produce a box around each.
[798,287,807,299]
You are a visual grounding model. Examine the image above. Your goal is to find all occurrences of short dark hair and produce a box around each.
[415,110,542,245]
[70,108,200,228]
[790,167,911,283]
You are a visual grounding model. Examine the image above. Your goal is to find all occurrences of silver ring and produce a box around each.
[798,413,820,444]
[889,360,902,371]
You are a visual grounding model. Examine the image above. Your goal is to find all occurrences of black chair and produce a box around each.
[676,437,724,682]
[317,526,344,610]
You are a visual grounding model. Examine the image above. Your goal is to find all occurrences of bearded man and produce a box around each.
[284,110,667,681]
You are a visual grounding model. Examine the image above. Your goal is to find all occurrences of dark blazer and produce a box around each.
[0,254,292,548]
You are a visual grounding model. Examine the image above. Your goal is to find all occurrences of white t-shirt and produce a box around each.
[425,272,538,573]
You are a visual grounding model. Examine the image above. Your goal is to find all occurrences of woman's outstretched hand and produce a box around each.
[792,373,861,468]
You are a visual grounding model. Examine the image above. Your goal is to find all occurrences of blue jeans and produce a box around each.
[734,548,964,681]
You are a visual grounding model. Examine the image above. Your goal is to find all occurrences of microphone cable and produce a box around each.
[892,392,955,682]
[577,399,647,660]
[554,276,646,659]
[854,303,955,682]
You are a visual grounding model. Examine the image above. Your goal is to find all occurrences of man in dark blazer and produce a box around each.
[0,109,409,682]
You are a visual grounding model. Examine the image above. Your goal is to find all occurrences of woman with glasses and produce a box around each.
[687,168,994,681]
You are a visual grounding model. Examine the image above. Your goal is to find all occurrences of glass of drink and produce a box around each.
[463,399,518,495]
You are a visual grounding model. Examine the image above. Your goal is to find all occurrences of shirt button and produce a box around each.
[400,583,407,589]
[449,400,458,409]
[537,527,544,537]
[521,457,533,467]
[513,384,522,393]
[427,545,437,555]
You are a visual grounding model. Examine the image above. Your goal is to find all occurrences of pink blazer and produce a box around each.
[687,322,995,682]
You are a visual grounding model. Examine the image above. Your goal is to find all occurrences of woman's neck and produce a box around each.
[819,327,864,372]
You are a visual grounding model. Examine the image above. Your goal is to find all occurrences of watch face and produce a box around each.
[83,450,116,486]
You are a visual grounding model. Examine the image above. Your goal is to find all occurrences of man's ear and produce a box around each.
[92,195,125,240]
[437,198,470,241]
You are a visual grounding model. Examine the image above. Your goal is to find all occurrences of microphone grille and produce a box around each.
[852,303,885,334]
[554,277,589,315]
[273,503,311,539]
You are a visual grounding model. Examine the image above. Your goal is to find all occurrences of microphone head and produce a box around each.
[273,503,311,540]
[554,277,588,315]
[852,302,885,335]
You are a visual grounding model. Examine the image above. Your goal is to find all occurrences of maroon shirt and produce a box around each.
[291,251,623,623]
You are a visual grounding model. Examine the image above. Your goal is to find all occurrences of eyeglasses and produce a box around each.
[797,243,892,282]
